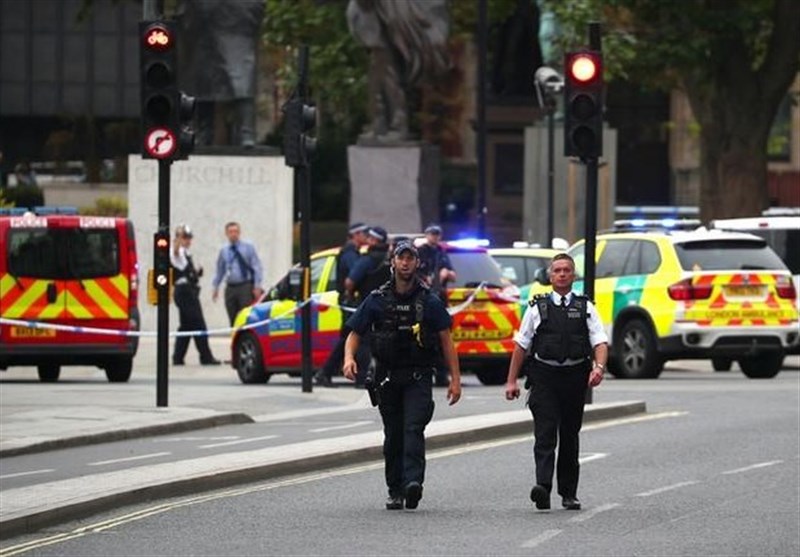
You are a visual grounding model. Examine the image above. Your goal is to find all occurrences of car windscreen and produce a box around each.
[674,239,788,271]
[447,250,505,288]
[8,228,120,279]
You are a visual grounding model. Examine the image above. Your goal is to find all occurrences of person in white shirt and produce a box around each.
[504,253,608,511]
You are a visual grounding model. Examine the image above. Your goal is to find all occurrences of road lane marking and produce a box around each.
[0,469,55,480]
[308,421,372,433]
[521,529,562,548]
[568,503,619,523]
[635,480,699,497]
[198,435,279,449]
[153,436,239,443]
[87,452,172,467]
[722,460,783,475]
[583,411,688,431]
[1,411,679,556]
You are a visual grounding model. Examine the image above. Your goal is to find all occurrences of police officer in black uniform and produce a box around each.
[505,253,607,511]
[171,225,221,366]
[314,222,370,387]
[343,241,462,510]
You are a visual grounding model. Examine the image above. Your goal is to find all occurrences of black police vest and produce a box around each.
[369,281,439,369]
[530,294,592,363]
[357,246,391,297]
[172,254,199,286]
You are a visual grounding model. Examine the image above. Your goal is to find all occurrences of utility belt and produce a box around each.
[377,365,434,386]
[523,358,590,389]
[227,280,253,288]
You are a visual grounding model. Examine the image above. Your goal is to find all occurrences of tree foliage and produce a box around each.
[545,0,800,218]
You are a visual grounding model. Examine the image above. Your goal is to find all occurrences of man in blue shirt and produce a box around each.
[343,241,462,511]
[211,221,264,326]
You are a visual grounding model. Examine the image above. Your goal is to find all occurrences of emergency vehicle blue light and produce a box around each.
[33,206,79,215]
[661,218,677,228]
[0,207,29,216]
[448,238,490,249]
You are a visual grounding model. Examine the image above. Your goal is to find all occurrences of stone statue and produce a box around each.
[347,0,451,144]
[178,0,265,147]
[537,0,562,67]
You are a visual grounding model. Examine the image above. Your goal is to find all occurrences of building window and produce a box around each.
[493,142,524,194]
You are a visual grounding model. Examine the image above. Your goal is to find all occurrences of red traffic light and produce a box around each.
[143,24,173,52]
[568,53,599,83]
[155,237,169,249]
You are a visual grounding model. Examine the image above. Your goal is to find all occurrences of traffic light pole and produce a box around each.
[157,159,171,407]
[296,46,313,394]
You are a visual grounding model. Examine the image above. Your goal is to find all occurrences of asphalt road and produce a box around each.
[1,364,798,556]
[0,364,800,556]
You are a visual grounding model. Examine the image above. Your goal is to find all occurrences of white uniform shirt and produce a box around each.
[170,246,190,284]
[513,292,608,359]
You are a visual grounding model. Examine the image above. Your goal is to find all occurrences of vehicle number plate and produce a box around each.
[10,326,56,338]
[725,285,764,297]
[452,329,506,340]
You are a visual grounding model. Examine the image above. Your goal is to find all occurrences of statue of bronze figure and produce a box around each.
[178,0,265,147]
[347,0,450,144]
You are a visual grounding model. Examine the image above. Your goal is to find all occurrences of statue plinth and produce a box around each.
[347,144,440,234]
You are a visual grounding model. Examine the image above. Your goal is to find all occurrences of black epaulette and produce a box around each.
[528,293,549,307]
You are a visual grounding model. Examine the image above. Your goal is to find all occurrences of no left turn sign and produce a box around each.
[145,127,177,159]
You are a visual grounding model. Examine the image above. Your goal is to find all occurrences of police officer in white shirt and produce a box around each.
[505,253,608,511]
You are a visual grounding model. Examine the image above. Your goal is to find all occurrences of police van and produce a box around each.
[709,209,800,355]
[0,208,140,382]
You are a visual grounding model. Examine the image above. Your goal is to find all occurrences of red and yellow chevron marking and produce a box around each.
[0,274,129,320]
[682,272,797,327]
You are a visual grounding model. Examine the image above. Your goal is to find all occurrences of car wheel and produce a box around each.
[612,319,662,379]
[235,332,269,384]
[105,358,133,382]
[475,367,507,385]
[738,351,783,379]
[711,357,733,372]
[37,364,60,382]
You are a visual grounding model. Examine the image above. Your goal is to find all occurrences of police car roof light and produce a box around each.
[32,206,79,215]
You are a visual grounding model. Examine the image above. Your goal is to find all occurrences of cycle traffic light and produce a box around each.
[563,50,603,159]
[139,20,195,161]
[283,98,317,168]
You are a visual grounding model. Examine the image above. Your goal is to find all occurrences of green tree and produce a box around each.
[548,0,800,220]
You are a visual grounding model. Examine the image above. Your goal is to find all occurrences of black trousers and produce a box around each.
[224,282,254,326]
[173,284,215,363]
[378,373,435,497]
[527,360,590,498]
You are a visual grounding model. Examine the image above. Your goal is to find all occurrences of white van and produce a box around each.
[710,211,800,356]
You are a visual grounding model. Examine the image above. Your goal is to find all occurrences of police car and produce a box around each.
[230,240,521,385]
[528,228,798,379]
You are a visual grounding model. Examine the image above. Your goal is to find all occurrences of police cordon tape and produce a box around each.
[0,282,514,338]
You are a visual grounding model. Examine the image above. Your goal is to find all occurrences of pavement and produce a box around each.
[0,338,647,539]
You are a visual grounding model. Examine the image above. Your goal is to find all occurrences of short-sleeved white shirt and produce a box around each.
[513,292,608,353]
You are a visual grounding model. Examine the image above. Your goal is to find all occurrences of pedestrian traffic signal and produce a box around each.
[140,20,195,161]
[563,50,603,159]
[153,229,171,291]
[176,92,196,160]
[283,98,317,168]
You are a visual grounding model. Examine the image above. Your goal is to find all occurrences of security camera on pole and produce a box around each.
[534,66,564,248]
[139,18,197,407]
